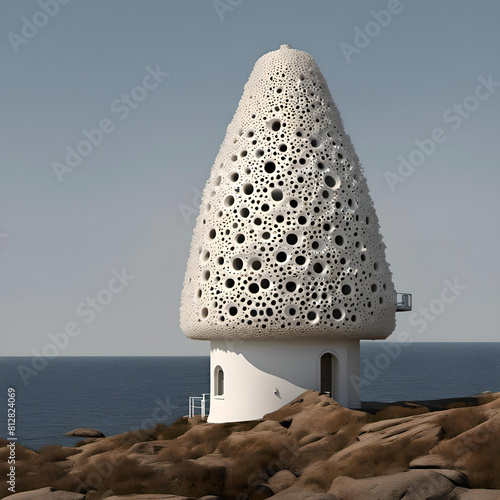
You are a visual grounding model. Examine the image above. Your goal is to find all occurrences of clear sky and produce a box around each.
[1,0,499,356]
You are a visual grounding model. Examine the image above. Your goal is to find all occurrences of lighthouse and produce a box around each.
[180,45,411,423]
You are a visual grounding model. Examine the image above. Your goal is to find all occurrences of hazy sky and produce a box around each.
[1,0,499,356]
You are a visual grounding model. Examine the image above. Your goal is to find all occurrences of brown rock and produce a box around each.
[409,453,454,469]
[7,487,85,499]
[449,487,500,499]
[328,470,456,499]
[259,470,297,494]
[63,428,104,437]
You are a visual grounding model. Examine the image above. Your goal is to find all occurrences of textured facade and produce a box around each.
[180,44,396,341]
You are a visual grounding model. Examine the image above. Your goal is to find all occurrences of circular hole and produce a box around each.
[261,278,270,289]
[322,190,330,199]
[361,254,366,262]
[264,161,276,173]
[317,162,325,171]
[266,308,273,317]
[371,284,377,292]
[251,260,262,271]
[286,281,297,292]
[214,175,221,186]
[225,278,235,288]
[374,262,379,271]
[243,183,254,195]
[298,216,307,225]
[202,270,210,281]
[341,284,352,295]
[366,217,370,224]
[325,175,336,188]
[236,234,245,244]
[351,315,357,322]
[229,306,238,316]
[286,233,298,245]
[225,195,235,207]
[196,289,202,298]
[249,283,260,294]
[231,155,237,162]
[337,153,343,159]
[240,150,247,157]
[295,255,306,266]
[332,308,342,320]
[230,172,239,182]
[253,217,262,225]
[202,250,210,261]
[262,231,271,240]
[286,305,297,317]
[232,258,243,271]
[209,229,216,239]
[335,235,344,246]
[276,251,287,263]
[271,120,281,131]
[279,144,287,152]
[256,149,264,158]
[312,241,320,250]
[323,223,331,232]
[201,307,208,319]
[299,158,306,165]
[276,215,284,223]
[289,199,298,208]
[240,207,250,218]
[379,297,384,304]
[246,131,254,138]
[307,311,317,321]
[261,203,270,212]
[310,137,320,148]
[313,262,323,274]
[271,189,283,202]
[296,129,303,137]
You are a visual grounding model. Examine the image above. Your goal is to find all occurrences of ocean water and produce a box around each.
[0,343,499,451]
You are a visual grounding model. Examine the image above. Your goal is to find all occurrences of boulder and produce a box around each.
[258,470,297,494]
[450,487,500,499]
[106,496,195,499]
[409,453,454,469]
[268,489,338,500]
[328,470,456,499]
[7,487,85,499]
[63,428,104,437]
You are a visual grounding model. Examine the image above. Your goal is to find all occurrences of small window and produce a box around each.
[214,366,224,396]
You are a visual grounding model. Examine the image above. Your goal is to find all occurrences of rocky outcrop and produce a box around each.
[63,428,104,437]
[8,391,500,500]
[7,487,85,499]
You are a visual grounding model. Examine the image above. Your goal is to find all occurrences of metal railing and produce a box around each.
[395,292,412,312]
[188,393,210,418]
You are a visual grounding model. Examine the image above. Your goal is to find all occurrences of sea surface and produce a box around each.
[1,343,499,451]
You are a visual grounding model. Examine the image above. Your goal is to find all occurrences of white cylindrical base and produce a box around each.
[208,338,360,423]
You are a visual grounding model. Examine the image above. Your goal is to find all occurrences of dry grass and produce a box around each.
[36,445,81,465]
[438,407,488,439]
[370,405,430,421]
[145,417,191,441]
[219,432,295,497]
[303,434,436,489]
[158,423,231,463]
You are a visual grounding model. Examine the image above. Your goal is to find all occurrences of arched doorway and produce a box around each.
[320,352,337,399]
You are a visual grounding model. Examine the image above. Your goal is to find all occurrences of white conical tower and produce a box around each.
[180,45,407,422]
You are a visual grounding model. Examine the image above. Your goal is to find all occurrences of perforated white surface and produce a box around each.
[180,45,395,340]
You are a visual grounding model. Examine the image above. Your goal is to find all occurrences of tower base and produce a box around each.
[208,338,360,423]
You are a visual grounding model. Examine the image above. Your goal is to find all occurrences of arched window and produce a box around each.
[214,365,224,396]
